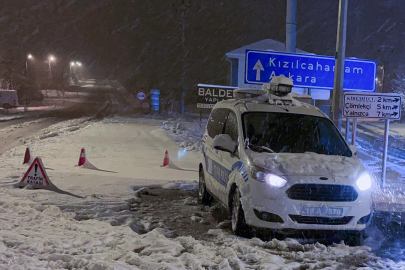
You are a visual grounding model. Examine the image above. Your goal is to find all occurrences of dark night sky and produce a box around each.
[0,0,402,98]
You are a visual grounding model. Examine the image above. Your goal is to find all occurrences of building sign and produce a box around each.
[245,50,377,92]
[197,84,236,109]
[343,93,402,120]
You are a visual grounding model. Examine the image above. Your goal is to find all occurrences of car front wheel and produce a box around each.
[231,188,251,237]
[344,231,364,246]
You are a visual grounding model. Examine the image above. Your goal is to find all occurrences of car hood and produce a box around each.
[247,151,365,179]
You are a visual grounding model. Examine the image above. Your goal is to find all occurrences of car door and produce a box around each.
[216,110,242,203]
[203,108,229,199]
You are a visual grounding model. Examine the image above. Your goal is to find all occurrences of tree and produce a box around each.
[391,65,405,112]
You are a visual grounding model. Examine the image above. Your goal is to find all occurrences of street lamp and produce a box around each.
[70,61,76,80]
[47,55,56,97]
[75,62,83,81]
[26,54,34,78]
[48,55,55,84]
[25,54,34,111]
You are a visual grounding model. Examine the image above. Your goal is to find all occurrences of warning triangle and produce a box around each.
[18,157,51,188]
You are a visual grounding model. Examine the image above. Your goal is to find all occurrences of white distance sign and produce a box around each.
[344,92,402,120]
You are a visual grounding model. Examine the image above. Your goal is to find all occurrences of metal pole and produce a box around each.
[25,60,28,111]
[286,0,297,53]
[49,62,52,82]
[382,119,390,187]
[179,1,187,114]
[331,0,348,132]
[352,118,357,146]
[200,109,202,128]
[345,117,350,142]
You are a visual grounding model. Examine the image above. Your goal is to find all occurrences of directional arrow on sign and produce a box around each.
[393,98,400,103]
[253,60,264,81]
[393,105,399,110]
[392,112,399,116]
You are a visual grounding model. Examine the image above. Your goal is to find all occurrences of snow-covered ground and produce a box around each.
[342,120,405,214]
[0,115,26,122]
[0,116,405,269]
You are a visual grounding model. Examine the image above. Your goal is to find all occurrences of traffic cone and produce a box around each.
[161,150,169,167]
[78,148,86,167]
[23,147,31,164]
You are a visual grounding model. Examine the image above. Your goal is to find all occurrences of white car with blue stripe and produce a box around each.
[198,77,373,245]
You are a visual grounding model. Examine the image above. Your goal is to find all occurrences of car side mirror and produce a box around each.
[349,145,357,155]
[213,134,237,153]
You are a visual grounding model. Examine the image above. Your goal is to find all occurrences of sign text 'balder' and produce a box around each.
[197,84,236,109]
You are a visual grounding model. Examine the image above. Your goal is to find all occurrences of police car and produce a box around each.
[199,76,372,244]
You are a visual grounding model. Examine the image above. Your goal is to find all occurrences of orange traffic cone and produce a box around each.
[23,147,31,164]
[161,150,169,167]
[78,148,86,166]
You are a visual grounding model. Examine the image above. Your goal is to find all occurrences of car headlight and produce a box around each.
[255,170,287,188]
[356,172,372,191]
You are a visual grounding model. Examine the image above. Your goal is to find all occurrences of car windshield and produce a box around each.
[243,112,352,157]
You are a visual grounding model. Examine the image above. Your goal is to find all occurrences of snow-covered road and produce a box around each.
[0,116,200,202]
[0,116,404,269]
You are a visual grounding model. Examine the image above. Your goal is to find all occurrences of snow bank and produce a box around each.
[0,115,25,122]
[2,187,399,269]
[162,118,205,152]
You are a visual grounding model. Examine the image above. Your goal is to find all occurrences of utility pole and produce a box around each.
[377,46,394,93]
[173,0,190,115]
[286,0,297,53]
[332,0,348,131]
[179,0,189,114]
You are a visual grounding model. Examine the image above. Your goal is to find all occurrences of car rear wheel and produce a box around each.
[231,188,251,237]
[198,167,213,205]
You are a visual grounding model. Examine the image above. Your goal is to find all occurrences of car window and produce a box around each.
[207,108,228,138]
[224,110,238,142]
[243,112,352,157]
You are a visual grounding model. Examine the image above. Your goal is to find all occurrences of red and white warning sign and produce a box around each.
[19,157,50,188]
[137,91,146,101]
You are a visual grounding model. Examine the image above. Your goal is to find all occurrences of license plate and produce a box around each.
[301,205,344,217]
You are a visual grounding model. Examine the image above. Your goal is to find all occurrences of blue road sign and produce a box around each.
[245,50,377,92]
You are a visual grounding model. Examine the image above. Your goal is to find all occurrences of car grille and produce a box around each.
[289,215,353,225]
[286,184,358,202]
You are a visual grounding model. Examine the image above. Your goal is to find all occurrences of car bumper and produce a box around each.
[243,180,372,231]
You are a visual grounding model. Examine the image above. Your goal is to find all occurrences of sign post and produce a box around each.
[382,119,390,185]
[345,118,350,142]
[352,118,357,146]
[343,92,402,186]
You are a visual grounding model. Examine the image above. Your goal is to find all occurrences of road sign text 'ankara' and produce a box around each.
[245,50,377,92]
